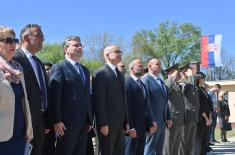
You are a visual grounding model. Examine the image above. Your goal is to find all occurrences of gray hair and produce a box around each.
[63,36,81,49]
[128,58,141,71]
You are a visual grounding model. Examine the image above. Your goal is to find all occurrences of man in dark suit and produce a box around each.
[143,58,172,155]
[13,24,50,155]
[92,45,128,155]
[50,36,92,155]
[125,58,157,155]
[163,64,185,155]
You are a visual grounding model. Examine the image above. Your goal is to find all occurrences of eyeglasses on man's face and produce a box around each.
[0,37,19,44]
[110,50,123,55]
[27,33,45,41]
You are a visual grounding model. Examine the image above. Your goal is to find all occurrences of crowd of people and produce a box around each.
[0,24,231,155]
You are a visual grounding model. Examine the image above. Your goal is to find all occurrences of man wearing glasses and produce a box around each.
[13,24,50,155]
[92,45,129,155]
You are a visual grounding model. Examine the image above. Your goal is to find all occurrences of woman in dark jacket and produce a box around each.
[218,91,230,142]
[194,72,213,155]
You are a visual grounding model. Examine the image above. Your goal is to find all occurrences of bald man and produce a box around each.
[92,45,128,155]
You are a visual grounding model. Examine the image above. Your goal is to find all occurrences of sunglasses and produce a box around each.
[0,37,19,44]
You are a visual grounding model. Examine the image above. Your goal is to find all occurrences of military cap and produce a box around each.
[178,63,191,70]
[164,63,179,74]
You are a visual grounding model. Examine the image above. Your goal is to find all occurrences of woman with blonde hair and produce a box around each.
[218,91,231,142]
[0,26,33,154]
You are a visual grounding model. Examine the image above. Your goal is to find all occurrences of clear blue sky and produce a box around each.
[1,0,234,57]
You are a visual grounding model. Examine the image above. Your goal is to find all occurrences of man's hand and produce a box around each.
[149,127,156,135]
[100,125,109,136]
[167,120,173,129]
[54,122,66,136]
[153,122,157,129]
[124,124,130,133]
[128,129,137,138]
[45,129,50,134]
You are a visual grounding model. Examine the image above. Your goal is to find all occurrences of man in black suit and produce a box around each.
[92,45,128,155]
[125,58,157,155]
[13,24,50,155]
[50,36,92,155]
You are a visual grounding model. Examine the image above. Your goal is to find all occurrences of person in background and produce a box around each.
[43,61,55,155]
[218,91,230,142]
[208,84,221,144]
[117,61,126,74]
[13,24,50,155]
[0,25,33,155]
[43,61,53,77]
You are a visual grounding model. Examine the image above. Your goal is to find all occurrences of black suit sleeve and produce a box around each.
[49,64,64,124]
[92,72,108,128]
[125,82,135,129]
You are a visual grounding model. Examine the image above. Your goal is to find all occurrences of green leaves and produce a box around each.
[131,21,201,68]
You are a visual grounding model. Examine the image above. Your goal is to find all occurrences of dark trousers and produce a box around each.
[209,112,217,141]
[98,128,125,155]
[125,132,146,155]
[86,129,95,155]
[55,126,88,155]
[43,129,56,155]
[31,117,45,155]
[198,123,209,155]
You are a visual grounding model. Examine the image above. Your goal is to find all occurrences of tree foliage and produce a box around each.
[37,43,103,75]
[131,21,201,68]
[37,43,64,64]
[84,32,127,63]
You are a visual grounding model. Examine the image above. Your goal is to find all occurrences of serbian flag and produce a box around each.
[201,34,223,68]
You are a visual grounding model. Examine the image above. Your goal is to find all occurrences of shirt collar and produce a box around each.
[149,73,160,80]
[107,63,117,71]
[130,75,140,81]
[66,57,79,66]
[21,47,34,59]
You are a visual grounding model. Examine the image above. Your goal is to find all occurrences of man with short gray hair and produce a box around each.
[50,36,92,155]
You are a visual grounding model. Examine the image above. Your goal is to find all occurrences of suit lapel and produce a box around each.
[129,77,145,101]
[105,64,123,88]
[147,74,167,98]
[64,60,85,87]
[18,49,40,90]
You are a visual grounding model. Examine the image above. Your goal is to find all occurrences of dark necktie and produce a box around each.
[115,67,123,84]
[32,56,47,111]
[157,77,166,96]
[75,63,86,86]
[137,79,146,99]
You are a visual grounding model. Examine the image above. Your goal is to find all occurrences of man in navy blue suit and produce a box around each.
[50,36,92,155]
[125,58,157,155]
[143,58,172,155]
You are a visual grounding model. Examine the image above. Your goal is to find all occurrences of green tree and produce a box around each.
[37,42,103,75]
[37,43,64,64]
[131,21,201,68]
